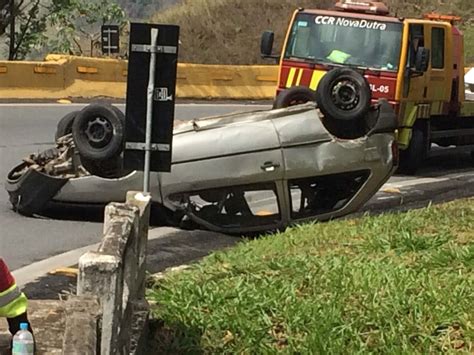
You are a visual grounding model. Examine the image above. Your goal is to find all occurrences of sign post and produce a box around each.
[143,28,158,192]
[101,25,120,56]
[124,23,180,194]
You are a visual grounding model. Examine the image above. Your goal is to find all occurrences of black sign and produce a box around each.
[124,23,179,172]
[101,25,120,54]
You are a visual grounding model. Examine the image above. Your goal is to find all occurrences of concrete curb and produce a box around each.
[363,171,474,214]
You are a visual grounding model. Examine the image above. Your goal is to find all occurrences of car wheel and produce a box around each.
[315,68,371,122]
[398,124,428,175]
[55,111,79,141]
[80,156,127,178]
[72,103,125,161]
[273,86,317,109]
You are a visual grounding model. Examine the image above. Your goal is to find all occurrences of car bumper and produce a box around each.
[5,162,69,216]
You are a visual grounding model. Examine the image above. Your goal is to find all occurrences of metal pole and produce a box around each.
[143,27,158,193]
[8,0,15,60]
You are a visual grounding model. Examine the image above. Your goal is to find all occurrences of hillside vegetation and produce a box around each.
[117,0,178,19]
[151,0,474,64]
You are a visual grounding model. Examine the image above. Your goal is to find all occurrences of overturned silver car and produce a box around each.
[6,70,398,234]
[6,68,398,234]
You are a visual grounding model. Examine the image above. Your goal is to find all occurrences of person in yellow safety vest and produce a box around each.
[0,258,33,337]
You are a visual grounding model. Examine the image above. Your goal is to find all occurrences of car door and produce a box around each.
[160,117,286,234]
[273,108,393,224]
[425,23,452,115]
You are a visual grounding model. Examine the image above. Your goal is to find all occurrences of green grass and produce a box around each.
[147,199,474,354]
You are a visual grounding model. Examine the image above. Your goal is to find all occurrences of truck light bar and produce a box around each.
[335,0,389,15]
[424,13,461,24]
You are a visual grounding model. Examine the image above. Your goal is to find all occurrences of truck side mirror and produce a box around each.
[260,31,280,63]
[261,31,280,62]
[414,47,430,72]
[261,31,275,58]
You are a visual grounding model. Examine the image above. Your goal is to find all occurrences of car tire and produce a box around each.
[80,156,126,178]
[273,86,317,109]
[55,111,79,141]
[72,103,125,161]
[315,68,371,122]
[398,123,429,174]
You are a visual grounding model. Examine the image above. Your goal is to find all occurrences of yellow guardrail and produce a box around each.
[0,54,472,100]
[0,55,279,100]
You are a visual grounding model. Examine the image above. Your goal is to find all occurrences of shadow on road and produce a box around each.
[395,151,473,178]
[37,203,171,226]
[39,203,105,223]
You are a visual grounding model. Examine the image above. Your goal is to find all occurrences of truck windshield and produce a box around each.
[285,13,402,71]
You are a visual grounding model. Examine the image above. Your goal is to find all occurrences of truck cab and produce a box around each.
[262,0,474,173]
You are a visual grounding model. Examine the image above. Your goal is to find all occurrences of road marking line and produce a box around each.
[12,243,99,287]
[48,267,78,277]
[380,187,401,194]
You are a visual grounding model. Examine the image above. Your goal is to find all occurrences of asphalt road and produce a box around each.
[0,103,473,271]
[0,103,270,270]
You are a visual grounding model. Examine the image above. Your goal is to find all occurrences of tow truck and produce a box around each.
[261,0,474,173]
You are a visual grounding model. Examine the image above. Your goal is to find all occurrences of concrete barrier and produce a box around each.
[0,297,101,354]
[0,55,472,100]
[78,191,151,355]
[176,63,278,99]
[0,55,128,99]
[0,55,278,99]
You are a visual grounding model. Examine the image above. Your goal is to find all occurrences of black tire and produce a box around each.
[273,86,317,109]
[91,99,125,119]
[55,111,79,141]
[80,156,126,178]
[110,105,125,121]
[315,68,371,122]
[398,124,429,175]
[72,103,125,161]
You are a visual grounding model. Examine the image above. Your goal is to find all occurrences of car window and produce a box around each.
[289,170,370,219]
[176,183,281,229]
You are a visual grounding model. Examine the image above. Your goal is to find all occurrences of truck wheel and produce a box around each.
[72,103,125,161]
[55,111,79,141]
[398,125,428,174]
[273,86,317,109]
[315,68,371,122]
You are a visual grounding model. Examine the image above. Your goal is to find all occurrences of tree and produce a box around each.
[0,0,10,36]
[48,0,126,56]
[0,0,126,60]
